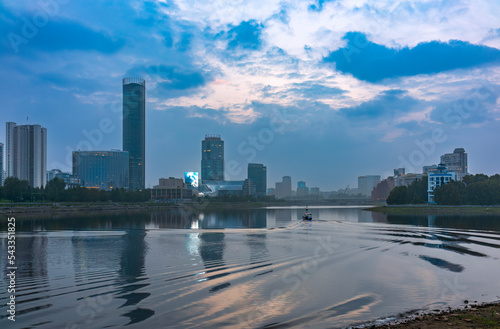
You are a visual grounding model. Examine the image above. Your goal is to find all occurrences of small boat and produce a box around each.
[302,206,312,221]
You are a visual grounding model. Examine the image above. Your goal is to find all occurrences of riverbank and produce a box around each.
[0,201,282,216]
[368,301,500,328]
[367,205,500,215]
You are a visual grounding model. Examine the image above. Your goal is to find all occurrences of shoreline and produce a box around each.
[357,300,500,328]
[366,205,500,215]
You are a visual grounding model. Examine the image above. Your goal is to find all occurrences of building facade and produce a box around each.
[297,181,308,196]
[440,148,467,180]
[72,151,129,190]
[151,177,193,201]
[275,176,292,199]
[248,163,267,196]
[201,135,224,183]
[47,169,82,189]
[123,77,146,191]
[371,177,395,202]
[5,122,47,188]
[358,175,381,196]
[0,143,3,186]
[427,164,456,203]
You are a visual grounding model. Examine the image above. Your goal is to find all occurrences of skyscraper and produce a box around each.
[123,77,146,191]
[440,148,467,179]
[0,143,3,186]
[5,122,47,188]
[248,163,267,196]
[201,135,224,183]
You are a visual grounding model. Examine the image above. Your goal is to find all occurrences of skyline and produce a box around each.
[1,1,500,190]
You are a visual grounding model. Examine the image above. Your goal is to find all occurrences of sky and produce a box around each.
[1,0,500,191]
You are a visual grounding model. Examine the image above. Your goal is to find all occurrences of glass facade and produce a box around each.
[248,163,267,196]
[72,151,129,190]
[201,135,224,183]
[123,77,145,191]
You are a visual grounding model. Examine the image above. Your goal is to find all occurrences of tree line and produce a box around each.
[386,174,500,205]
[433,174,500,205]
[0,177,150,202]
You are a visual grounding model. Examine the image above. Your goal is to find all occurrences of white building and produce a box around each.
[427,164,456,203]
[6,122,47,188]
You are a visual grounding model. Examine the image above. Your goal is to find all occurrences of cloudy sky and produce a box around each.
[1,0,500,191]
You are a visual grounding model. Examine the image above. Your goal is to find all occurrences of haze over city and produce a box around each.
[1,0,500,190]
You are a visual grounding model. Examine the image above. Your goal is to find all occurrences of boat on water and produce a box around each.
[302,206,312,221]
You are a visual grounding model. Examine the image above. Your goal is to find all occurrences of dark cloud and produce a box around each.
[227,20,263,50]
[324,32,500,82]
[126,65,212,100]
[339,89,419,120]
[0,3,124,55]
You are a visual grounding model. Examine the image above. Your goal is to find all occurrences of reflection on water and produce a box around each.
[1,207,500,328]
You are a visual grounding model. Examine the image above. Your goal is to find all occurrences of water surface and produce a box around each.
[1,206,500,328]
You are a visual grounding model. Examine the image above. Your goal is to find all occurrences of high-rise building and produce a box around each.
[248,163,267,196]
[201,135,224,183]
[0,143,3,186]
[5,122,47,188]
[440,148,467,179]
[297,181,308,196]
[275,176,292,199]
[72,150,129,190]
[358,175,381,196]
[123,77,146,191]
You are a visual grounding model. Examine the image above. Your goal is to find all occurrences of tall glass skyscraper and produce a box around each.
[123,77,145,191]
[201,135,224,183]
[248,163,267,196]
[5,122,47,188]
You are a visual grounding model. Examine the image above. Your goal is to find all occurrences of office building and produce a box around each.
[394,173,426,187]
[372,177,395,202]
[358,175,380,196]
[47,169,82,189]
[0,143,3,186]
[201,135,224,183]
[427,164,456,203]
[394,168,405,176]
[123,77,146,191]
[275,176,292,199]
[248,163,267,196]
[72,150,129,190]
[440,148,467,180]
[243,178,256,196]
[5,122,47,188]
[423,164,439,174]
[297,181,308,196]
[151,177,193,201]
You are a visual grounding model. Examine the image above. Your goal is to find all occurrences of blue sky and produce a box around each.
[1,0,500,191]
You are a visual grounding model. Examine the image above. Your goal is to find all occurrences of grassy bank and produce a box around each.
[377,302,500,328]
[366,205,500,215]
[0,201,287,217]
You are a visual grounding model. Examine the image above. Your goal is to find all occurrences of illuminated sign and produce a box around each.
[185,172,199,188]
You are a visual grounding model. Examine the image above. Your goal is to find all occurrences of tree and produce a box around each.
[45,178,66,201]
[3,177,30,202]
[387,186,409,204]
[433,180,465,205]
